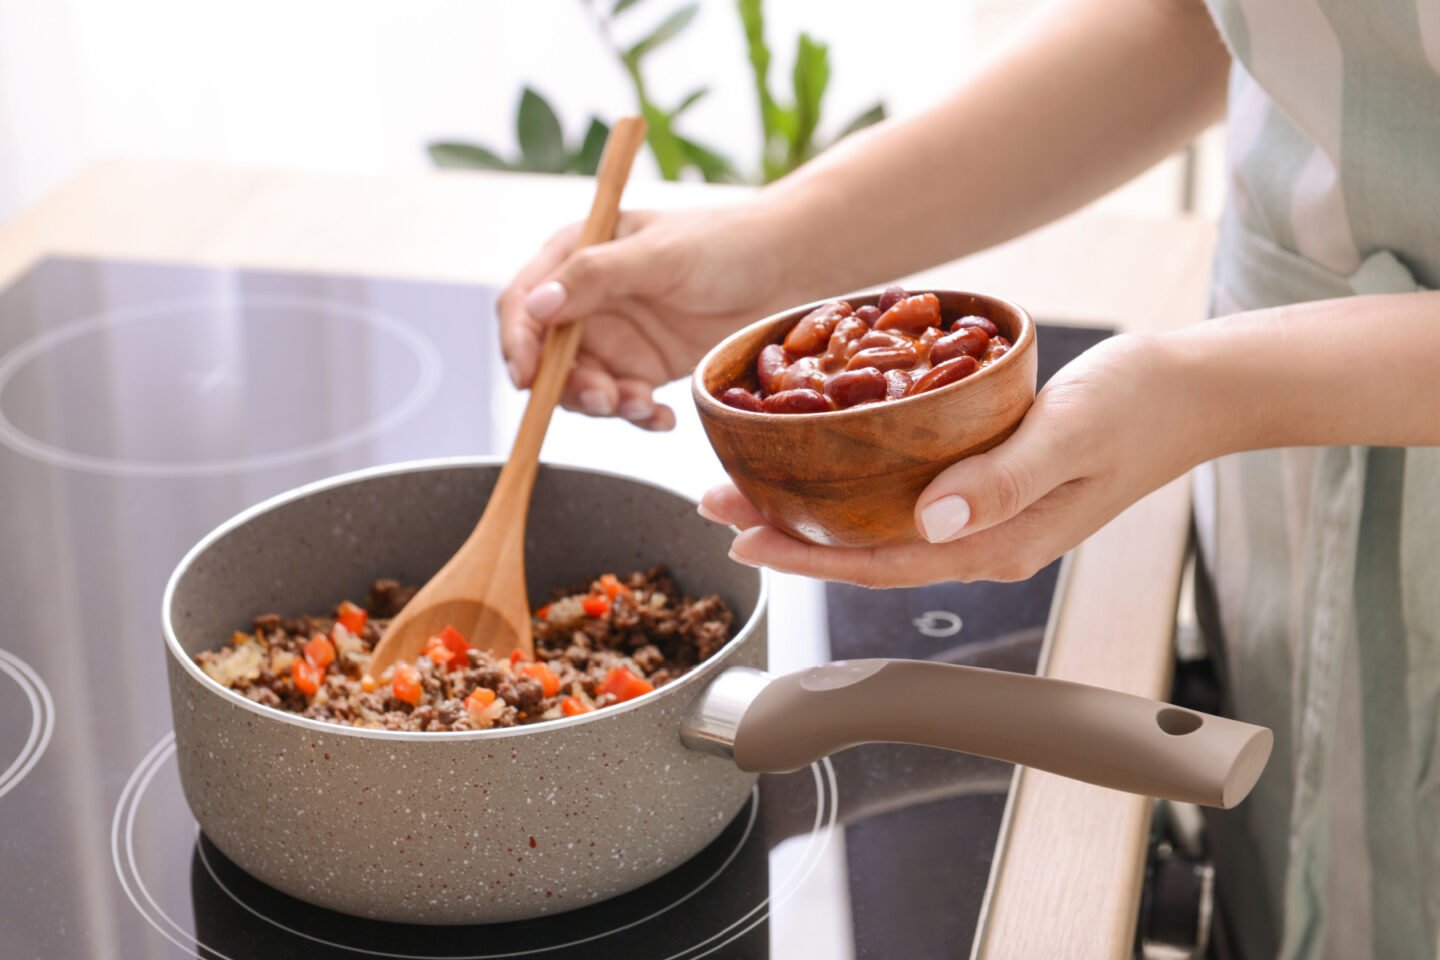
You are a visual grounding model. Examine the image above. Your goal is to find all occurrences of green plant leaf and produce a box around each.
[516,87,567,173]
[673,86,708,117]
[624,3,698,64]
[611,0,644,14]
[835,102,887,141]
[790,32,830,165]
[675,135,741,183]
[427,141,512,170]
[738,0,783,145]
[641,102,687,179]
[573,117,611,175]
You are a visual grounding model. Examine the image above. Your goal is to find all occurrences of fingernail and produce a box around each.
[619,397,654,421]
[696,502,724,523]
[727,547,761,568]
[579,389,612,416]
[506,361,521,388]
[919,495,971,543]
[524,281,567,320]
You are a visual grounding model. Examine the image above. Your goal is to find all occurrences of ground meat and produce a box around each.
[195,566,734,732]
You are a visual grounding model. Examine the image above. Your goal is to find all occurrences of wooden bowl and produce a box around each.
[692,289,1037,547]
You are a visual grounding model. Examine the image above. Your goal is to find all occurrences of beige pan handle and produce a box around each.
[726,660,1272,809]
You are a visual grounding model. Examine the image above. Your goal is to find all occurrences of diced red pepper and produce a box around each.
[561,696,592,717]
[424,636,456,668]
[464,687,497,720]
[437,625,470,656]
[422,625,470,671]
[336,600,368,635]
[509,649,525,666]
[292,659,322,696]
[522,662,561,698]
[582,595,611,618]
[598,666,654,703]
[303,634,335,671]
[536,604,552,620]
[598,574,631,600]
[392,663,422,705]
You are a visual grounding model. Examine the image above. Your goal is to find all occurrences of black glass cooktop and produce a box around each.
[0,255,1110,960]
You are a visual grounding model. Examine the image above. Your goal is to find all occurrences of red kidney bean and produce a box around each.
[824,368,887,409]
[884,369,912,399]
[846,344,920,372]
[875,293,943,336]
[917,326,942,361]
[876,286,907,314]
[853,328,913,351]
[855,304,882,324]
[756,343,789,394]
[929,326,990,365]
[984,341,1010,363]
[719,387,764,412]
[820,317,869,372]
[783,302,852,355]
[762,388,833,414]
[952,315,999,338]
[778,355,825,393]
[907,355,980,396]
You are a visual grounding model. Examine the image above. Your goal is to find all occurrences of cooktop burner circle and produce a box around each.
[0,295,442,478]
[113,733,839,959]
[0,648,55,801]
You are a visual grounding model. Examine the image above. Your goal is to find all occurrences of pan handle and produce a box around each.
[717,660,1271,809]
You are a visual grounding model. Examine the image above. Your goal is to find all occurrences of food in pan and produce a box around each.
[195,566,732,731]
[717,285,1013,414]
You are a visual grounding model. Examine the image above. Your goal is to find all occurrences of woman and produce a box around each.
[498,1,1440,956]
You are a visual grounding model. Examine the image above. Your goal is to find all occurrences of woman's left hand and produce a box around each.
[698,333,1214,587]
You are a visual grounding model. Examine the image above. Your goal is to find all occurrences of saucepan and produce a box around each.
[163,458,1272,924]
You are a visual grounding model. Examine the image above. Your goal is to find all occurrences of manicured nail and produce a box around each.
[919,495,971,543]
[506,361,521,388]
[579,389,612,416]
[696,502,725,524]
[727,547,761,568]
[524,281,567,319]
[619,397,654,421]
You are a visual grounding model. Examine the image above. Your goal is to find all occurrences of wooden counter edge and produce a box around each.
[975,475,1193,960]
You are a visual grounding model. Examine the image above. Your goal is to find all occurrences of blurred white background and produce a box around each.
[0,0,1223,225]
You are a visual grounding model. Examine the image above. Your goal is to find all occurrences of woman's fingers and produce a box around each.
[635,404,677,432]
[614,378,657,423]
[912,399,1080,543]
[558,362,619,417]
[497,224,584,388]
[725,481,1100,588]
[698,482,769,529]
[523,242,643,330]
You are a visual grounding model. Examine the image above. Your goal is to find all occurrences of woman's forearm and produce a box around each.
[1171,292,1440,455]
[758,0,1230,300]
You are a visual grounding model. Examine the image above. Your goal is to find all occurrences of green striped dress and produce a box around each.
[1197,1,1440,957]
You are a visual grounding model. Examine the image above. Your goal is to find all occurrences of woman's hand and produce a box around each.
[498,204,797,431]
[699,333,1215,586]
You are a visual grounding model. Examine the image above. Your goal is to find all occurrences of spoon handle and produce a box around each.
[503,116,649,485]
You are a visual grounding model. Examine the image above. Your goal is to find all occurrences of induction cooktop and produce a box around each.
[0,255,1111,959]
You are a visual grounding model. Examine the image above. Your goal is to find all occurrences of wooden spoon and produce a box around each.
[366,116,648,682]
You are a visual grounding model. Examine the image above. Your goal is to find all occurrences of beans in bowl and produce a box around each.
[718,285,1013,414]
[195,566,733,732]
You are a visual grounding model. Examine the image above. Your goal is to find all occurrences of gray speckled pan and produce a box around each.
[163,458,1272,925]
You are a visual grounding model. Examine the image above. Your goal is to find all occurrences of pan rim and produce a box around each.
[161,455,769,744]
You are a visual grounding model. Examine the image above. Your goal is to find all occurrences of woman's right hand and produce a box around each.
[498,203,794,431]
